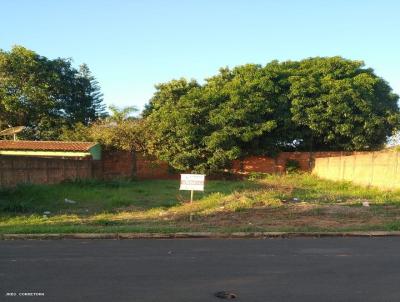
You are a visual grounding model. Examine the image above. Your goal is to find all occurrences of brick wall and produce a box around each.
[0,156,92,187]
[0,151,176,187]
[0,151,373,187]
[100,151,135,179]
[0,151,136,187]
[97,151,361,179]
[231,151,354,174]
[135,155,178,179]
[96,152,177,180]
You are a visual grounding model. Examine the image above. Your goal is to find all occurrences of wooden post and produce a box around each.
[190,190,194,203]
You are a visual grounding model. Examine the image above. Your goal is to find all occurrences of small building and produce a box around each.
[0,140,101,160]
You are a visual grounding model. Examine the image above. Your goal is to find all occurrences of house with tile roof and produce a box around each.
[0,140,101,160]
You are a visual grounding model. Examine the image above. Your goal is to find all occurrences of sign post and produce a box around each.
[179,174,205,203]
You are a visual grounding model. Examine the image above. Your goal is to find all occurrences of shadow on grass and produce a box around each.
[0,178,263,216]
[3,174,400,233]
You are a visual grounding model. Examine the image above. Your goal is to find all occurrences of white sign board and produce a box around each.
[179,174,205,191]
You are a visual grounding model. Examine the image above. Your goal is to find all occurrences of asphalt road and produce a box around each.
[1,238,400,302]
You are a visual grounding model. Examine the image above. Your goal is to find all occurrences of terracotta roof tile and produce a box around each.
[0,140,97,152]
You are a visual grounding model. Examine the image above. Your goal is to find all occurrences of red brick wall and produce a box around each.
[0,151,365,187]
[100,151,134,179]
[0,151,137,187]
[133,152,362,179]
[133,151,359,179]
[231,156,278,174]
[231,152,355,174]
[135,155,178,179]
[0,156,92,187]
[98,152,177,180]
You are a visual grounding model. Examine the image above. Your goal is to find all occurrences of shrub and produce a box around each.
[285,159,300,174]
[248,172,267,180]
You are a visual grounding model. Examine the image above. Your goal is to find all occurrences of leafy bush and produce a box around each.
[285,159,300,174]
[248,172,267,180]
[0,199,31,213]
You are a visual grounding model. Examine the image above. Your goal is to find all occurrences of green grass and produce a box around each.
[1,173,400,234]
[0,179,257,214]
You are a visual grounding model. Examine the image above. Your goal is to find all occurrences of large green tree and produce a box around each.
[145,57,400,173]
[146,67,296,172]
[0,45,106,139]
[144,79,204,170]
[289,57,399,150]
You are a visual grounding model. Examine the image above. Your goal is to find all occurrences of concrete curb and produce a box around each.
[2,231,400,240]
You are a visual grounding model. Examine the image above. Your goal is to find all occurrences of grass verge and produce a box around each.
[1,174,400,234]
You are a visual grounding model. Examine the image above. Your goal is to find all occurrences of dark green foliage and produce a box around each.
[289,57,399,150]
[247,172,267,180]
[145,57,399,173]
[0,199,32,213]
[0,46,106,139]
[285,159,300,174]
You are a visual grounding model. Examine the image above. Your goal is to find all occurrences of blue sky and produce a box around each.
[1,0,399,111]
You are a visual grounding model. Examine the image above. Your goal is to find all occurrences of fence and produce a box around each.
[0,152,176,187]
[312,150,400,190]
[99,152,177,179]
[0,156,93,187]
[231,152,354,174]
[2,150,398,189]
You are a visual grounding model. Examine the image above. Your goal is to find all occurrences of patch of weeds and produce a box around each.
[91,218,122,226]
[383,220,400,231]
[0,199,36,213]
[248,172,268,181]
[370,205,400,217]
[3,175,400,234]
[305,207,325,216]
[285,159,300,174]
[109,198,133,208]
[165,184,177,189]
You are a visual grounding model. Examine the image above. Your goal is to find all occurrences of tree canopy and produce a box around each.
[0,45,106,139]
[2,48,398,174]
[61,105,147,153]
[145,57,400,173]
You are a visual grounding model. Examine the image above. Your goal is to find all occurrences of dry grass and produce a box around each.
[2,174,400,233]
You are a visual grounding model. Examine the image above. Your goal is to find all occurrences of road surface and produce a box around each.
[1,237,400,301]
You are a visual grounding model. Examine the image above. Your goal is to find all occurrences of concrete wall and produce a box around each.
[312,151,400,190]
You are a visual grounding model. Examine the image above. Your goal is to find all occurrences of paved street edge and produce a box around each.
[2,231,400,240]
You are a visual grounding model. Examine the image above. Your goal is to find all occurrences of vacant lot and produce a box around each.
[1,174,400,234]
